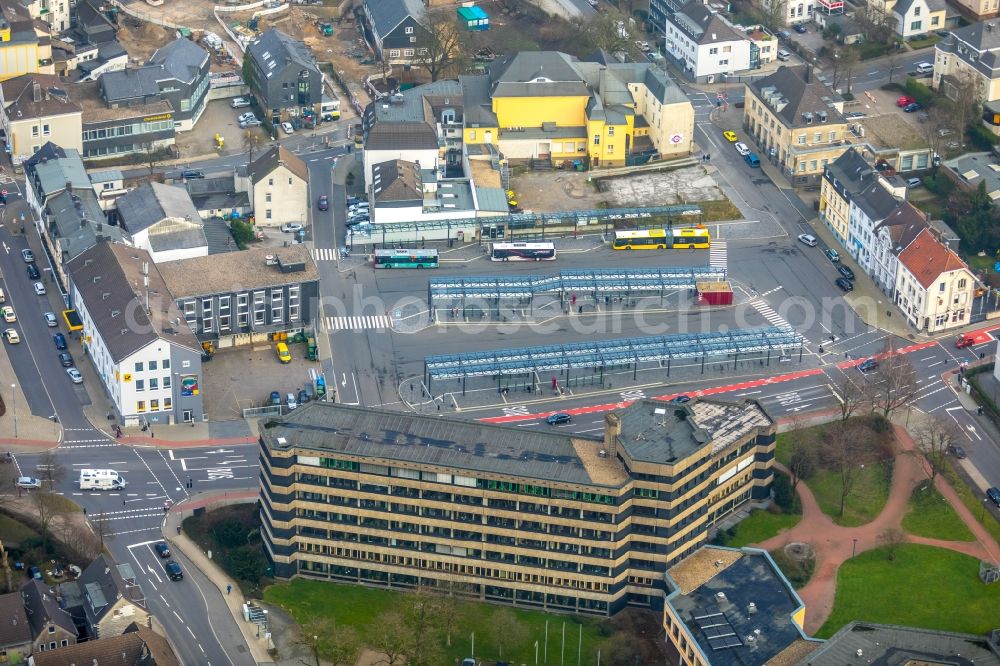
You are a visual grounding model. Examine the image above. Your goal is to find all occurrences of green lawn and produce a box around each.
[725,509,801,548]
[901,484,975,542]
[807,461,892,527]
[966,253,996,274]
[0,511,39,545]
[942,466,1000,546]
[774,426,824,466]
[817,544,1000,638]
[265,579,612,664]
[907,35,941,49]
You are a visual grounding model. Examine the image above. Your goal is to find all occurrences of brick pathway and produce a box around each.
[755,424,1000,635]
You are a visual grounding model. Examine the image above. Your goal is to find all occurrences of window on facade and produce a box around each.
[914,6,921,14]
[814,132,822,142]
[911,20,921,29]
[409,36,416,42]
[266,209,272,219]
[42,124,50,136]
[135,362,143,372]
[389,49,401,57]
[593,135,600,145]
[268,178,273,186]
[798,134,806,144]
[417,48,428,55]
[405,26,414,33]
[31,126,39,137]
[137,401,146,413]
[404,48,415,56]
[150,378,159,391]
[958,278,967,289]
[135,379,145,392]
[164,376,171,389]
[608,126,615,136]
[151,399,160,411]
[939,282,946,291]
[165,398,172,410]
[931,15,940,24]
[163,358,170,369]
[271,289,284,323]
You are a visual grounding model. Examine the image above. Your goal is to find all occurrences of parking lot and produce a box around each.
[173,99,270,162]
[200,339,322,420]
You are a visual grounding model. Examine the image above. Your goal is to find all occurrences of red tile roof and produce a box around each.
[897,228,970,289]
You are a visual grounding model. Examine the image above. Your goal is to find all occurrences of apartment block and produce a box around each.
[259,398,777,616]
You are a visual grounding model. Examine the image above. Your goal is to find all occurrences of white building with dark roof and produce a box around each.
[116,182,208,263]
[665,3,767,82]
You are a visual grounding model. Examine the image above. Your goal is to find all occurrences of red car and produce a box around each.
[955,334,976,349]
[896,95,916,107]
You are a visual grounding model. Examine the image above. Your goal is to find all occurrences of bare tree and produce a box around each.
[584,9,633,54]
[490,609,527,660]
[855,0,895,44]
[412,10,465,82]
[787,438,817,501]
[0,540,13,594]
[834,372,872,422]
[919,106,952,158]
[942,70,983,139]
[870,342,919,420]
[295,618,360,666]
[753,0,789,32]
[824,420,872,517]
[876,527,906,560]
[886,48,902,85]
[58,515,102,562]
[402,587,445,666]
[371,611,409,666]
[36,450,65,490]
[829,47,861,95]
[0,455,16,498]
[913,415,962,483]
[32,492,60,554]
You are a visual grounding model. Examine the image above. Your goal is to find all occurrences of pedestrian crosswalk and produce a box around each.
[751,299,791,329]
[313,247,337,261]
[324,315,392,331]
[709,240,727,269]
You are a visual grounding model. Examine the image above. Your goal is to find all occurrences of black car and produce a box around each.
[671,395,692,404]
[155,543,170,558]
[794,23,807,33]
[346,196,364,206]
[58,352,73,367]
[53,333,67,350]
[546,412,571,425]
[26,264,39,280]
[946,444,967,459]
[858,357,879,373]
[164,560,183,580]
[298,389,309,405]
[837,264,855,280]
[317,195,329,211]
[987,486,1000,508]
[835,277,854,292]
[180,170,204,180]
[903,102,921,113]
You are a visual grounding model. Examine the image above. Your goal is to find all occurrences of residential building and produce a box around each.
[0,591,33,662]
[22,0,70,33]
[871,0,947,37]
[75,79,176,162]
[244,29,322,127]
[894,228,977,332]
[116,182,208,263]
[56,555,149,640]
[158,244,319,348]
[744,65,849,184]
[942,150,1000,194]
[819,147,872,244]
[662,546,816,666]
[29,625,180,666]
[24,143,124,289]
[944,0,998,21]
[870,202,931,294]
[21,579,77,653]
[805,623,1000,665]
[0,1,55,82]
[52,0,127,81]
[184,173,252,221]
[248,145,309,227]
[0,73,81,162]
[89,167,127,211]
[362,0,431,63]
[100,38,211,131]
[754,0,816,26]
[847,178,903,273]
[260,398,777,615]
[934,22,1000,110]
[67,242,204,426]
[665,3,771,83]
[462,50,694,166]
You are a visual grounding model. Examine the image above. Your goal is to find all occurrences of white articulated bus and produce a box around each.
[79,469,127,490]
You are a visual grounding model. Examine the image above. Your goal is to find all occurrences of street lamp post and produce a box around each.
[852,538,858,558]
[10,384,15,439]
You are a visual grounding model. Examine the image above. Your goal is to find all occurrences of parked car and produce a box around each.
[836,264,855,280]
[231,97,251,108]
[1,306,15,323]
[3,328,20,344]
[346,196,364,206]
[546,412,571,425]
[346,214,370,226]
[58,352,73,367]
[43,312,57,327]
[33,281,45,295]
[276,342,291,364]
[903,102,922,113]
[239,118,263,128]
[844,111,867,119]
[857,357,879,373]
[269,391,281,406]
[237,112,256,123]
[824,248,840,262]
[164,560,183,581]
[280,223,303,233]
[317,195,329,211]
[26,264,39,280]
[776,49,791,61]
[916,62,933,74]
[28,566,42,580]
[946,444,967,459]
[797,233,818,247]
[281,122,294,135]
[734,142,750,156]
[155,543,171,558]
[53,333,67,350]
[794,23,808,33]
[744,152,760,167]
[987,486,1000,508]
[286,392,298,410]
[906,177,922,188]
[723,130,738,142]
[835,277,854,292]
[180,169,204,180]
[66,367,83,384]
[16,476,41,489]
[21,249,33,263]
[896,95,916,107]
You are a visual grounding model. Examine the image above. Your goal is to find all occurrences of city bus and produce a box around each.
[611,227,711,250]
[373,249,440,269]
[490,242,557,261]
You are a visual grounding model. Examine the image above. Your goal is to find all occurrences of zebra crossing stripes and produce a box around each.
[313,247,337,261]
[751,299,791,329]
[709,240,727,269]
[324,315,392,331]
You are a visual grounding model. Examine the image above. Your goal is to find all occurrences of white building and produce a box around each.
[115,182,208,263]
[665,3,758,82]
[846,179,903,275]
[870,203,930,295]
[894,228,977,332]
[757,0,815,26]
[248,145,309,228]
[67,242,204,426]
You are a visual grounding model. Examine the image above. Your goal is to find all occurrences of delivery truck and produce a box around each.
[79,469,127,490]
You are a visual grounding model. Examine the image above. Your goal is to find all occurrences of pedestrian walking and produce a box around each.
[227,584,232,595]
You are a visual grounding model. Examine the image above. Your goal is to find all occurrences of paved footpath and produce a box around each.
[756,423,1000,635]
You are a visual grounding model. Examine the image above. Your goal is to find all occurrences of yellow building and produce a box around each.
[462,51,694,167]
[663,545,817,666]
[744,65,849,185]
[819,147,873,245]
[0,73,81,161]
[0,5,55,82]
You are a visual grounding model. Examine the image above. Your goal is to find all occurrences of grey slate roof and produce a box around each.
[21,579,77,640]
[116,183,207,255]
[874,201,929,248]
[76,555,145,631]
[366,0,426,38]
[158,244,319,298]
[99,66,160,102]
[937,22,1000,77]
[263,401,623,487]
[45,188,123,263]
[372,159,422,203]
[852,180,901,222]
[824,147,875,198]
[0,73,81,121]
[29,149,91,201]
[365,121,439,150]
[489,51,590,98]
[460,74,497,126]
[148,37,208,85]
[749,65,845,129]
[67,242,199,362]
[893,0,946,17]
[249,145,309,184]
[0,591,31,648]
[671,1,743,45]
[802,623,1000,665]
[247,29,320,79]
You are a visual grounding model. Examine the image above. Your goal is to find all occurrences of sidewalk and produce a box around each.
[164,490,276,666]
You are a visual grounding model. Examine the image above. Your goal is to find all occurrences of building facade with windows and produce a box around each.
[0,73,81,162]
[259,398,777,616]
[744,66,849,184]
[894,228,977,332]
[76,80,176,162]
[362,0,431,64]
[0,2,55,82]
[665,3,764,83]
[934,22,1000,117]
[158,245,320,348]
[244,29,323,127]
[248,144,309,227]
[67,242,204,426]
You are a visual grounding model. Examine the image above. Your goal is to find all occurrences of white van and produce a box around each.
[777,49,792,61]
[916,62,933,74]
[79,469,127,490]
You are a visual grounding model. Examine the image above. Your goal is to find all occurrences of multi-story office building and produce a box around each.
[76,80,175,162]
[260,398,776,615]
